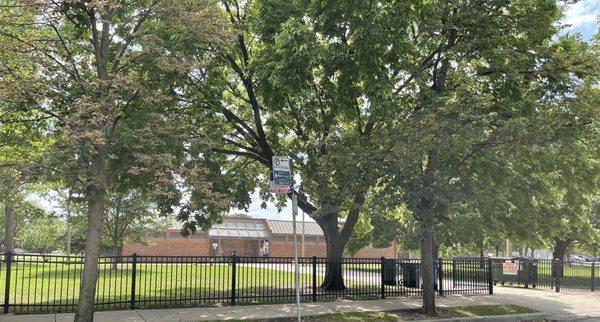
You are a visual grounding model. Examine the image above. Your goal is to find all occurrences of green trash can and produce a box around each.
[383,259,397,285]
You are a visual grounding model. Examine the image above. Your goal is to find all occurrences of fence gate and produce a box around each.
[491,258,599,293]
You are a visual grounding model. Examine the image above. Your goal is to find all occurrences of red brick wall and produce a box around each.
[268,236,396,258]
[352,242,397,258]
[269,237,327,257]
[124,229,397,259]
[123,230,210,257]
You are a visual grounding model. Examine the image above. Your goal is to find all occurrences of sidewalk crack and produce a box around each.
[135,309,148,322]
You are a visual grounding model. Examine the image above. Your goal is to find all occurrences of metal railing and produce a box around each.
[535,259,599,292]
[0,253,492,314]
[491,258,600,293]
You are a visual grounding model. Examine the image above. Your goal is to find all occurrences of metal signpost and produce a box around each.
[291,193,301,322]
[269,156,300,321]
[301,210,305,258]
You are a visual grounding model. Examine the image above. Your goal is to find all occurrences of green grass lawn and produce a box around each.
[0,259,424,313]
[447,304,537,316]
[0,262,314,312]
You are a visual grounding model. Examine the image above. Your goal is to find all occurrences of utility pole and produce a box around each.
[292,192,301,322]
[301,209,305,258]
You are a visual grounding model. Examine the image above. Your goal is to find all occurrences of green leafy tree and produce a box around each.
[165,0,413,291]
[357,2,598,315]
[0,1,229,320]
[0,200,46,251]
[57,188,171,267]
[103,189,170,261]
[0,51,49,254]
[386,22,595,314]
[17,215,66,256]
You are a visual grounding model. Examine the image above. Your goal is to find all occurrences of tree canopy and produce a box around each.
[0,0,599,319]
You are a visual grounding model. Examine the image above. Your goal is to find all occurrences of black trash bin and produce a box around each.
[552,261,564,278]
[402,263,420,287]
[383,259,397,286]
[520,260,538,288]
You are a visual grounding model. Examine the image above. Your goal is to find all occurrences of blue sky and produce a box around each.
[562,0,600,41]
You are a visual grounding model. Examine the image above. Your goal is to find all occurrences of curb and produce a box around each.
[415,312,547,322]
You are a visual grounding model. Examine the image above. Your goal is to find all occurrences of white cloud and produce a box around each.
[562,0,600,29]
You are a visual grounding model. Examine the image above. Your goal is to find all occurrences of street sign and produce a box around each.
[269,156,292,194]
[273,170,292,186]
[269,181,292,194]
[272,156,291,172]
[503,262,518,275]
[269,156,300,321]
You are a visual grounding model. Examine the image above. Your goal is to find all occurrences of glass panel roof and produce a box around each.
[209,220,268,239]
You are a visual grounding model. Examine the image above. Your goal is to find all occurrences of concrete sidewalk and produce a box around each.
[1,287,599,322]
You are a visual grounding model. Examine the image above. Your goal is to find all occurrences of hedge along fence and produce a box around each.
[0,253,492,314]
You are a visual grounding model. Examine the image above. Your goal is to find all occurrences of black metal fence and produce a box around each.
[491,258,600,292]
[0,253,492,314]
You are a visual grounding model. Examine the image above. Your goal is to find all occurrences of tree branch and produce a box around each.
[212,148,270,166]
[111,0,161,73]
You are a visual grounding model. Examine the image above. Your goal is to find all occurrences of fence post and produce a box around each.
[312,256,317,302]
[130,253,137,310]
[452,259,456,286]
[231,254,237,306]
[3,252,12,314]
[592,262,595,292]
[438,259,444,296]
[555,260,561,293]
[380,257,385,299]
[487,258,493,295]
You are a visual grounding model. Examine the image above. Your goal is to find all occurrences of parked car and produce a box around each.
[569,255,586,263]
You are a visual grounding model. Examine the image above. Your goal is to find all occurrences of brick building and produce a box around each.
[123,217,397,258]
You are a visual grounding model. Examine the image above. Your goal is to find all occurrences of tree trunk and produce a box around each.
[319,215,346,291]
[506,239,512,257]
[419,149,438,317]
[420,219,436,316]
[66,190,72,257]
[75,152,107,322]
[4,201,15,254]
[552,240,570,262]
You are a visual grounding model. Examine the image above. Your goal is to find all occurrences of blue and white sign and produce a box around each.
[269,156,292,193]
